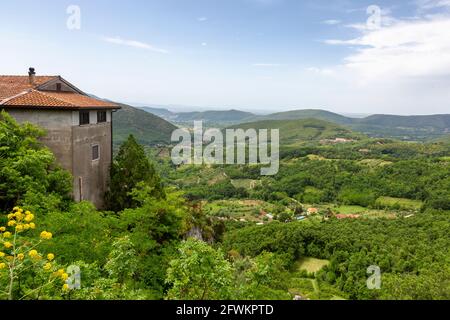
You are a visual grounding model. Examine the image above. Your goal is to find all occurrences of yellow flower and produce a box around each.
[15,212,23,221]
[47,253,55,261]
[13,206,19,212]
[18,208,23,213]
[0,262,6,270]
[6,256,13,262]
[7,213,14,220]
[62,284,70,291]
[17,253,24,260]
[23,224,30,230]
[40,231,53,240]
[61,273,69,281]
[3,232,12,238]
[29,250,39,258]
[15,224,24,232]
[24,214,34,222]
[43,262,52,271]
[0,227,5,232]
[56,268,65,276]
[0,252,5,258]
[7,220,16,227]
[3,242,12,249]
[29,222,36,229]
[25,211,31,215]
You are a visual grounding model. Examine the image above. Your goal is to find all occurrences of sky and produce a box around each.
[1,0,450,115]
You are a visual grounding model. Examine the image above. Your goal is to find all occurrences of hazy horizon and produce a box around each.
[127,103,449,117]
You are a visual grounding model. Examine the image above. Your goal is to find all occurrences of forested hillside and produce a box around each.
[1,110,449,300]
[227,119,363,146]
[113,104,177,148]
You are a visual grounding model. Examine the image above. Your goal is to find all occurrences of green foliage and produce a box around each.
[38,201,115,265]
[165,238,233,300]
[106,134,165,212]
[104,236,138,283]
[118,187,188,295]
[223,209,450,300]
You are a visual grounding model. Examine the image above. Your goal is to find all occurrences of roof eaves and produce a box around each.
[0,90,32,106]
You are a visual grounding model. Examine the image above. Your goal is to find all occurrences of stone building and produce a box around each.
[0,68,120,208]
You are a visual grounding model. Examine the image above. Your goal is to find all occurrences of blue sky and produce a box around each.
[1,0,450,114]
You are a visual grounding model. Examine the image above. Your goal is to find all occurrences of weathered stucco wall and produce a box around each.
[5,108,113,209]
[72,122,112,209]
[5,109,74,172]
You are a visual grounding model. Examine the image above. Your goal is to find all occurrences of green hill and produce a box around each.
[175,109,255,123]
[248,109,352,125]
[228,118,362,146]
[113,103,177,147]
[247,109,450,141]
[350,114,450,140]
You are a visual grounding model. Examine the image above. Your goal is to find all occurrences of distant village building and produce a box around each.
[0,68,120,208]
[307,208,319,215]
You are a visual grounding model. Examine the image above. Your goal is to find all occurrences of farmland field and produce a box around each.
[294,257,330,274]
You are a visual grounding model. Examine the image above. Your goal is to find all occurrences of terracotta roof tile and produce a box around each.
[0,75,119,109]
[3,90,118,109]
[0,76,56,101]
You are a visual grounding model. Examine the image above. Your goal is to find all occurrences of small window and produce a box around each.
[92,145,100,161]
[97,111,107,123]
[56,83,62,91]
[79,111,90,125]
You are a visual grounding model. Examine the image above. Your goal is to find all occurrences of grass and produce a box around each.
[230,179,261,190]
[375,196,423,211]
[334,205,368,214]
[295,257,330,274]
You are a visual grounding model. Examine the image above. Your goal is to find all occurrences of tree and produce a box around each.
[105,135,164,212]
[0,111,72,212]
[165,239,233,300]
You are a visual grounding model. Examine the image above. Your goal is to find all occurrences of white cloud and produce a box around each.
[102,36,169,54]
[197,17,208,22]
[322,19,341,25]
[417,0,450,10]
[324,11,450,82]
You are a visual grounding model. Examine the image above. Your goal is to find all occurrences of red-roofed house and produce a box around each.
[0,68,120,208]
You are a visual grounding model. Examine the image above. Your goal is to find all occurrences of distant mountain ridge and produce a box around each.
[140,107,255,124]
[138,106,450,140]
[245,109,353,125]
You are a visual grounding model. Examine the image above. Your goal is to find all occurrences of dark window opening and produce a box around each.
[92,145,100,161]
[79,111,90,125]
[97,111,107,123]
[56,83,62,91]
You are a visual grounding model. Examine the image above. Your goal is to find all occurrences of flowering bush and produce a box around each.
[0,207,70,300]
